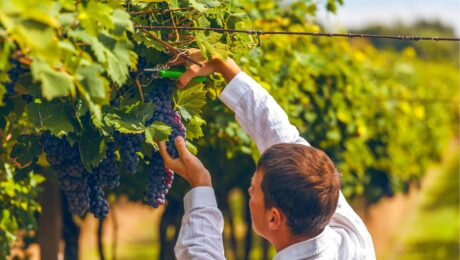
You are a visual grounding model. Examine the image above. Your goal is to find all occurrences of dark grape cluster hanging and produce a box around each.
[144,84,185,207]
[39,83,186,218]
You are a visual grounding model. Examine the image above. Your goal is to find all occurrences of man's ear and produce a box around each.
[268,208,283,230]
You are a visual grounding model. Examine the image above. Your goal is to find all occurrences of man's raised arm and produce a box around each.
[177,57,309,152]
[218,70,309,152]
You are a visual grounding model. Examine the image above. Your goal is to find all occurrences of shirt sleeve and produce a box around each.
[174,187,226,260]
[329,192,376,259]
[219,72,309,153]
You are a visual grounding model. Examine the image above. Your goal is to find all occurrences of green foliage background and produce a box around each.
[0,0,458,258]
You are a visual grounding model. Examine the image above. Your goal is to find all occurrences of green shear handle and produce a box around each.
[159,68,207,83]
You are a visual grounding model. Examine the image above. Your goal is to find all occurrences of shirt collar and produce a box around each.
[273,226,337,260]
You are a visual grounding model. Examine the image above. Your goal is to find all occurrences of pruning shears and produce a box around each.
[137,64,207,87]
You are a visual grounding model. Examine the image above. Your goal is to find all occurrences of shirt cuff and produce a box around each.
[183,186,218,212]
[219,71,256,111]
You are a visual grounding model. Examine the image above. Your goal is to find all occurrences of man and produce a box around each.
[158,54,376,259]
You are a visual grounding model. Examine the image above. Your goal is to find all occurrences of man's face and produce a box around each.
[248,170,270,238]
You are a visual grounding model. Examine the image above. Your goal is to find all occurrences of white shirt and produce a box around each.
[174,72,376,260]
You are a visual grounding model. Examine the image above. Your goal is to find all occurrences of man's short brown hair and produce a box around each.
[256,143,341,237]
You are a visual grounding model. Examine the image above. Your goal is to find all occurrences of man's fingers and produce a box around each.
[175,136,190,159]
[158,141,184,174]
[158,141,173,164]
[157,140,189,181]
[188,48,205,62]
[177,64,201,89]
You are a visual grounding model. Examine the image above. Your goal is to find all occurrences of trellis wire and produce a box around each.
[135,25,460,42]
[129,7,194,15]
[137,25,459,106]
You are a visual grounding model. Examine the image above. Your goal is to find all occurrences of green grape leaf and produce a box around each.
[145,122,172,146]
[185,141,198,155]
[103,103,155,133]
[79,117,106,171]
[14,20,56,51]
[30,58,74,100]
[174,84,206,121]
[0,40,13,69]
[0,84,5,106]
[112,9,133,35]
[76,63,109,103]
[28,100,77,137]
[10,135,42,169]
[184,115,205,140]
[189,0,221,12]
[68,29,106,63]
[106,40,133,85]
[188,0,207,12]
[78,1,113,36]
[104,112,144,133]
[30,173,46,186]
[177,107,192,121]
[168,0,179,8]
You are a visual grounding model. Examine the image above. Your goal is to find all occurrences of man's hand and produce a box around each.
[166,48,242,88]
[158,136,212,188]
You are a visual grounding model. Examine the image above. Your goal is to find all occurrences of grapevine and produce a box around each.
[38,82,188,216]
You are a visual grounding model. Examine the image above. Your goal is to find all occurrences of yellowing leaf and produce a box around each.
[145,122,172,146]
[174,85,207,121]
[30,58,74,100]
[186,141,198,155]
[184,116,205,140]
[76,64,109,103]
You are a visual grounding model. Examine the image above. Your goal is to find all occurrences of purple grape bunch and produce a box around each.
[143,84,186,207]
[114,132,145,175]
[145,152,174,208]
[41,131,90,216]
[41,132,120,219]
[145,85,186,157]
[87,143,120,219]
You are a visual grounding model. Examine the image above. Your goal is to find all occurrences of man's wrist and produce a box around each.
[212,57,241,83]
[189,170,212,188]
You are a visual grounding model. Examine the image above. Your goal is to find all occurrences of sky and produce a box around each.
[315,0,460,36]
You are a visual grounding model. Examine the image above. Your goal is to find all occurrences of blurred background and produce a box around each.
[5,0,459,259]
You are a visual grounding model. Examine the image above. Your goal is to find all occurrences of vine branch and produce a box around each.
[142,29,203,67]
